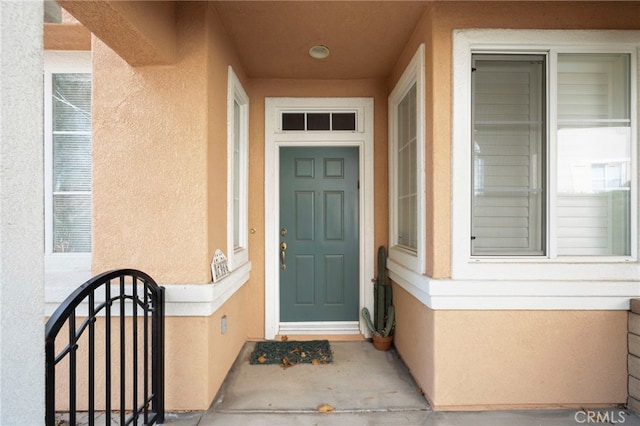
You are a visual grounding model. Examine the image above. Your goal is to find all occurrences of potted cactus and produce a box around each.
[362,245,395,350]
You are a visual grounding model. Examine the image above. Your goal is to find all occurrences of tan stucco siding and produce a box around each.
[51,2,251,412]
[58,0,176,66]
[43,23,91,51]
[432,309,627,409]
[92,26,209,283]
[394,286,627,409]
[393,284,436,402]
[92,2,249,284]
[165,285,248,410]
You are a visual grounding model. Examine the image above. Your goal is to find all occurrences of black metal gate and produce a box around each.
[45,269,165,425]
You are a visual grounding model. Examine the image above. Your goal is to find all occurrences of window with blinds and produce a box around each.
[397,83,418,251]
[50,73,92,253]
[471,55,545,255]
[556,54,631,256]
[388,44,425,274]
[470,52,631,257]
[227,66,249,270]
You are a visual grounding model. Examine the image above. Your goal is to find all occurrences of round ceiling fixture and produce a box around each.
[308,45,330,59]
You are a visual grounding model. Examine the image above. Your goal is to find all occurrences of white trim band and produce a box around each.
[388,259,640,311]
[45,262,251,317]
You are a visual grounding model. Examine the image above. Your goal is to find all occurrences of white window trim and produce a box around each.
[388,44,426,274]
[226,66,249,271]
[43,50,92,275]
[452,29,640,282]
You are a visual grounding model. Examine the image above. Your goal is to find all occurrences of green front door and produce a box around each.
[279,147,359,322]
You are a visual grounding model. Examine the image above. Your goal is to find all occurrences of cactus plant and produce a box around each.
[362,246,394,338]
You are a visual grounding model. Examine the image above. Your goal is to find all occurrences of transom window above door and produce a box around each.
[281,111,357,131]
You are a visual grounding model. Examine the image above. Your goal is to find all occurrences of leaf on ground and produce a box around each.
[281,335,288,341]
[257,355,267,364]
[317,403,335,414]
[281,356,294,369]
[311,359,321,365]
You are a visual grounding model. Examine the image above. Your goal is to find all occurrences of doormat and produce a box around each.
[249,340,332,367]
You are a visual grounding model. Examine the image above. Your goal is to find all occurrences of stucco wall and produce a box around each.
[92,2,250,285]
[393,284,435,400]
[0,2,45,423]
[92,3,209,283]
[395,286,627,409]
[89,2,251,411]
[166,285,249,410]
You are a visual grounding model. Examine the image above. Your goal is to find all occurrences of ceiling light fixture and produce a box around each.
[309,45,330,59]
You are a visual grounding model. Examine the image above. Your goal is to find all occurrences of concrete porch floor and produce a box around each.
[160,341,640,425]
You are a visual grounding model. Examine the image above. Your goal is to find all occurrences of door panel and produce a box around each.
[280,147,359,322]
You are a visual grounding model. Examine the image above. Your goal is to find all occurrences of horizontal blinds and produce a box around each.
[471,56,544,255]
[397,83,417,250]
[556,54,631,256]
[52,73,92,253]
[53,73,91,132]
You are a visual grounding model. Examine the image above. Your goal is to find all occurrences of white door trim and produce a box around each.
[264,97,375,340]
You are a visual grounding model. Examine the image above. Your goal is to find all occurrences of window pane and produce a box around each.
[53,134,91,192]
[332,113,356,131]
[53,194,91,253]
[51,72,92,254]
[282,113,304,130]
[53,73,91,132]
[233,101,241,249]
[397,83,417,250]
[307,113,330,130]
[471,55,545,255]
[556,54,631,256]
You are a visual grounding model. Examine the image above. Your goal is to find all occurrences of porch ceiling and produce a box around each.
[212,1,428,79]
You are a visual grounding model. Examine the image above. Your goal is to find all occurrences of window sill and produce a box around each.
[468,256,636,263]
[388,245,424,275]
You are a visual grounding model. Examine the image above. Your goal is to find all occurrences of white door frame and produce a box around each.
[264,97,375,340]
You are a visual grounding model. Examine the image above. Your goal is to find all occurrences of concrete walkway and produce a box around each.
[161,341,640,426]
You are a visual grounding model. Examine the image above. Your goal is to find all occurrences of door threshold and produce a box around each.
[278,321,360,336]
[275,333,365,342]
